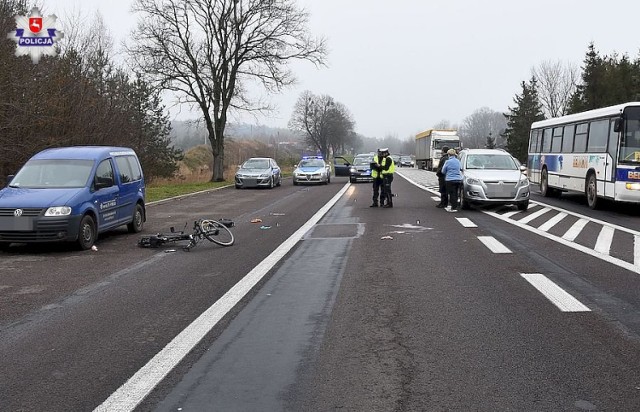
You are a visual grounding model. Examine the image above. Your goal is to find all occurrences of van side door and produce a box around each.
[114,155,142,225]
[93,159,120,230]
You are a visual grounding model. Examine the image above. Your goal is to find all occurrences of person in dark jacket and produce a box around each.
[435,146,450,208]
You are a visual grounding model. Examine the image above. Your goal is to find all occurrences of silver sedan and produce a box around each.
[235,157,282,189]
[458,149,530,210]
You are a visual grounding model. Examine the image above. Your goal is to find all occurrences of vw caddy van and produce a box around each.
[0,146,146,250]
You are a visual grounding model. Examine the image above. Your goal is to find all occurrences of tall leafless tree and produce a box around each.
[459,107,507,149]
[532,60,579,118]
[289,91,351,159]
[128,0,327,181]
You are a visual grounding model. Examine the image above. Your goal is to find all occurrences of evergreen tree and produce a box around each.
[502,77,545,163]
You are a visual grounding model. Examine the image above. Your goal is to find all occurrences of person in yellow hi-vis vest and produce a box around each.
[369,149,384,207]
[379,148,395,208]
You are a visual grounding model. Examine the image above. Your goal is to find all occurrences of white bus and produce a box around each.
[528,101,640,209]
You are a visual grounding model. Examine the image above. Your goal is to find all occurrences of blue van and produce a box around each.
[0,146,146,250]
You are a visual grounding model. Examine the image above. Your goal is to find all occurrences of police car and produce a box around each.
[292,156,331,185]
[0,146,146,250]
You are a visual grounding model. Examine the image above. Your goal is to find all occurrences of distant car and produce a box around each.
[458,148,530,210]
[391,154,401,164]
[293,156,330,185]
[399,156,414,168]
[235,157,281,189]
[344,154,376,183]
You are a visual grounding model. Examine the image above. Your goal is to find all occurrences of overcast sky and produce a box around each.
[44,0,640,139]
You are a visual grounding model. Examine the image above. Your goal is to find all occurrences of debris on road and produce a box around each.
[91,245,98,251]
[250,218,263,223]
[260,225,271,230]
[380,236,393,240]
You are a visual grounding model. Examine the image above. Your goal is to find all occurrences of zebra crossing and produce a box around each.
[398,169,640,274]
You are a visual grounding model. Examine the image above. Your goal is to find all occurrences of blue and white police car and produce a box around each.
[292,156,331,185]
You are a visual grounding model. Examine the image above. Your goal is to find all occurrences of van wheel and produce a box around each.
[77,215,96,250]
[127,204,145,233]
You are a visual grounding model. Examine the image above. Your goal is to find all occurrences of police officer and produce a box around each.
[380,148,395,208]
[370,149,384,207]
[435,146,450,208]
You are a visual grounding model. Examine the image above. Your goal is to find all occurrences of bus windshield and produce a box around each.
[621,106,640,164]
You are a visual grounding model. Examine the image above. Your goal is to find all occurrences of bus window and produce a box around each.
[551,127,563,152]
[608,119,618,161]
[574,123,588,152]
[587,119,608,152]
[529,130,540,153]
[542,128,552,152]
[562,124,575,152]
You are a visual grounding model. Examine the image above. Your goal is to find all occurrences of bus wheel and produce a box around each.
[540,169,551,197]
[586,173,599,209]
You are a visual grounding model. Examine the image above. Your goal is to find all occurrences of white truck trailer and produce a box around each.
[415,129,461,171]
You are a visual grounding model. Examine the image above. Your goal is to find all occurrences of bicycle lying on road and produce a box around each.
[138,218,235,251]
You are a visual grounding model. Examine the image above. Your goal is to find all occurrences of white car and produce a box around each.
[293,156,330,185]
[458,149,530,210]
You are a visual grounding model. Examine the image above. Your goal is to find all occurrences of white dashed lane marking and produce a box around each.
[456,217,477,228]
[521,273,591,312]
[478,236,512,254]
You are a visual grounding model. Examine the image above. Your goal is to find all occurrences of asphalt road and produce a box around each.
[2,171,640,411]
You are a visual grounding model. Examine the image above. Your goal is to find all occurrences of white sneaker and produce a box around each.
[447,208,458,213]
[444,206,452,211]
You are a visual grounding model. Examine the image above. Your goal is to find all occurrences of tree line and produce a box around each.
[502,42,640,163]
[0,0,181,186]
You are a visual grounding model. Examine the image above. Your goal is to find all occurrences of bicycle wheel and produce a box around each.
[199,219,235,246]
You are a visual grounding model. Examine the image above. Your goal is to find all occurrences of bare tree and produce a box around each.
[532,60,579,118]
[432,119,457,130]
[289,91,338,158]
[459,107,507,149]
[128,0,326,181]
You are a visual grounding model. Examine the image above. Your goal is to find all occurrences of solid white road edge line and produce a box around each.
[477,236,512,253]
[93,182,352,412]
[520,273,591,312]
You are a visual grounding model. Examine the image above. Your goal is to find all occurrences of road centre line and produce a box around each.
[93,183,352,412]
[562,218,589,242]
[537,212,567,232]
[478,236,512,254]
[520,273,591,312]
[517,206,552,224]
[594,226,615,255]
[399,170,640,274]
[456,217,477,228]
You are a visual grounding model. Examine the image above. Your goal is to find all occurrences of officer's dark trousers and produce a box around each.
[372,178,383,205]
